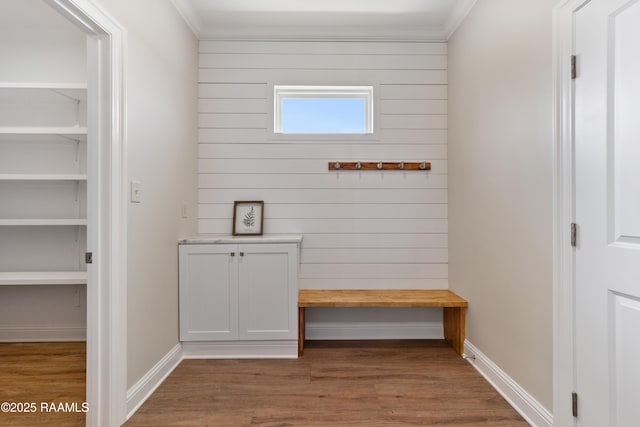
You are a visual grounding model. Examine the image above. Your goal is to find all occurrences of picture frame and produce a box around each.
[232,201,264,236]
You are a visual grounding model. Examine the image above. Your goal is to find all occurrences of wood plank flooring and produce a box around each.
[0,342,86,426]
[126,340,528,427]
[0,341,529,426]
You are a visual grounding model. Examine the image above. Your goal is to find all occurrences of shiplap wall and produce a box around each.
[198,40,448,292]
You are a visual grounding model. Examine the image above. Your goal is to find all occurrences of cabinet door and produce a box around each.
[179,244,238,341]
[238,243,298,340]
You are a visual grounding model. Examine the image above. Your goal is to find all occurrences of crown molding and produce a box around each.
[444,0,478,40]
[169,0,205,38]
[169,0,476,42]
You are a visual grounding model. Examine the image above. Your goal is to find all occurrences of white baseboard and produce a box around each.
[182,340,298,359]
[0,325,86,342]
[126,343,183,419]
[464,340,553,427]
[126,340,297,419]
[305,321,443,340]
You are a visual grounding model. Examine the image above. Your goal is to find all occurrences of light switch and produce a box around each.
[181,203,188,218]
[130,180,142,203]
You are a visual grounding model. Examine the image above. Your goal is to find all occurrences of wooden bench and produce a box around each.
[298,289,468,357]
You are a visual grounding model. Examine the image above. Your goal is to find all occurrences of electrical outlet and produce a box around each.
[130,180,142,203]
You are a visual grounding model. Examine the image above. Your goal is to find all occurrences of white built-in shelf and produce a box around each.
[0,219,87,226]
[0,133,87,143]
[0,174,87,181]
[0,82,87,90]
[0,83,87,104]
[0,271,87,286]
[0,83,89,290]
[0,126,88,136]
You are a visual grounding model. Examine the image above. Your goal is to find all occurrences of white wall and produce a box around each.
[197,40,448,334]
[448,0,555,411]
[0,0,87,341]
[94,0,198,388]
[0,0,86,83]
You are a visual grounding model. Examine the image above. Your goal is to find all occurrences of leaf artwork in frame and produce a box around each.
[232,201,264,236]
[242,207,256,228]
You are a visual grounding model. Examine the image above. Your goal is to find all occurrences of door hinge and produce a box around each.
[572,392,578,418]
[571,55,577,79]
[571,223,577,247]
[85,252,93,264]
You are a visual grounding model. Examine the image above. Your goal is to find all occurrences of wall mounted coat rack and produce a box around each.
[328,161,431,171]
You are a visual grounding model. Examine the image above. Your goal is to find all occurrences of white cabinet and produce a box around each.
[0,83,88,287]
[179,244,237,341]
[179,240,299,343]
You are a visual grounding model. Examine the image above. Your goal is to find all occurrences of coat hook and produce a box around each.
[398,161,405,170]
[355,161,362,170]
[334,161,341,169]
[377,161,383,169]
[419,161,427,170]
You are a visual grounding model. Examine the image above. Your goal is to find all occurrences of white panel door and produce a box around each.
[179,244,238,341]
[238,243,297,340]
[575,1,640,425]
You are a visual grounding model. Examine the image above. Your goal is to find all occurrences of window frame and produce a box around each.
[273,85,374,135]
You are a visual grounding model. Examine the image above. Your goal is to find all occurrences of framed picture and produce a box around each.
[232,201,264,236]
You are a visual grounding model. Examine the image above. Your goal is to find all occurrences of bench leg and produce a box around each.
[298,307,305,357]
[443,307,466,355]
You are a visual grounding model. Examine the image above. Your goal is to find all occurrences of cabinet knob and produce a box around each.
[230,252,235,257]
[239,252,245,257]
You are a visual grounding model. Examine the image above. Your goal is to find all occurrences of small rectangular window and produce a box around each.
[274,86,373,134]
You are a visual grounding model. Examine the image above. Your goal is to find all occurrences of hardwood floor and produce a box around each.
[0,341,528,426]
[0,342,86,426]
[126,340,528,427]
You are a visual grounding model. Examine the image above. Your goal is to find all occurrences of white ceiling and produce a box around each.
[171,0,477,40]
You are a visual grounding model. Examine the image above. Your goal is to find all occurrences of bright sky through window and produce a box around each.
[274,86,373,134]
[280,98,367,134]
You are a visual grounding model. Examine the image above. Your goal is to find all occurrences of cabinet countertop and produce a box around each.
[179,235,303,245]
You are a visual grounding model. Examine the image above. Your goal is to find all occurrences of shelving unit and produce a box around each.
[0,271,87,286]
[0,83,87,288]
[0,82,87,89]
[0,174,87,181]
[0,219,88,226]
[0,127,88,136]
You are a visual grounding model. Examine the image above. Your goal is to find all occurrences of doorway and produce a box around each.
[0,1,88,425]
[0,0,127,425]
[554,0,640,425]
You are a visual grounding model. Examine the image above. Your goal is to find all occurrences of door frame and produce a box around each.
[45,1,127,425]
[553,0,590,425]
